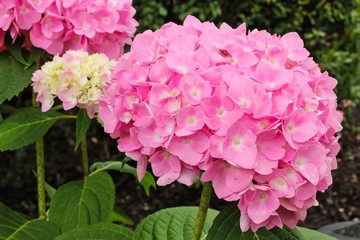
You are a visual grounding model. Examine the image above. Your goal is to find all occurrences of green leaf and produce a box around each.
[27,47,44,67]
[135,206,219,240]
[96,116,104,127]
[48,172,115,233]
[206,203,242,240]
[5,37,29,67]
[75,109,92,151]
[297,227,336,240]
[90,160,156,196]
[44,181,56,199]
[206,203,308,240]
[5,36,44,68]
[0,107,65,151]
[109,206,134,226]
[0,52,35,104]
[54,223,140,240]
[0,202,61,240]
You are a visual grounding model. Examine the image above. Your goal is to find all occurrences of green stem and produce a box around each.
[192,181,213,240]
[60,115,77,119]
[33,91,46,219]
[81,138,89,180]
[33,57,46,219]
[50,104,63,111]
[35,136,46,219]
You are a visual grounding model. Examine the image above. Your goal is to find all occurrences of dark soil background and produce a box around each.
[0,103,359,230]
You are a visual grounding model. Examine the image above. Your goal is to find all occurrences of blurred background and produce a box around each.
[1,0,359,230]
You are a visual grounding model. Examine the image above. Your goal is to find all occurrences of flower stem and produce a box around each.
[35,136,46,219]
[33,57,46,219]
[81,138,89,180]
[192,181,213,240]
[50,104,63,111]
[32,91,46,219]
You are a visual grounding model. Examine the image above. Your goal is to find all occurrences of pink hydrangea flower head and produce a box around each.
[32,50,116,117]
[1,0,137,58]
[99,16,342,231]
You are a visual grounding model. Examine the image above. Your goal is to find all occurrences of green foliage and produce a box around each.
[0,107,65,151]
[320,1,360,100]
[0,52,35,104]
[133,0,222,33]
[109,206,135,226]
[75,109,92,151]
[90,160,156,196]
[5,37,44,69]
[54,223,139,240]
[0,203,61,240]
[135,206,219,240]
[48,172,115,233]
[44,181,56,199]
[297,227,337,240]
[207,203,335,240]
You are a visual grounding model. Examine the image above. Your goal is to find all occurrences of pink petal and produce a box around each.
[247,190,280,224]
[165,53,198,75]
[136,155,148,181]
[223,122,257,169]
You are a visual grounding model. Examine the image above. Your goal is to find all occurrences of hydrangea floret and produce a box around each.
[32,50,116,118]
[0,0,138,58]
[99,16,342,231]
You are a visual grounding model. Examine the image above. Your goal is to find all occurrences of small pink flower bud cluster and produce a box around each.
[32,50,116,118]
[99,16,342,231]
[0,0,138,59]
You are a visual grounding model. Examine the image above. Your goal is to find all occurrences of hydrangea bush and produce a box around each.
[0,0,138,58]
[32,50,116,118]
[99,15,342,231]
[0,0,342,236]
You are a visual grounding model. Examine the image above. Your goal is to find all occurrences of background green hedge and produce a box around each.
[133,0,360,101]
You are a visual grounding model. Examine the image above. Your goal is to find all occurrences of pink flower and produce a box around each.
[99,15,342,232]
[175,106,205,136]
[201,161,254,201]
[167,131,209,166]
[149,150,196,186]
[281,32,310,62]
[222,122,258,169]
[239,187,280,228]
[27,0,54,13]
[283,109,318,148]
[1,0,137,58]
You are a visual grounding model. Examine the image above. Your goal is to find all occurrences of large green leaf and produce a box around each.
[90,160,156,196]
[74,109,92,151]
[0,107,65,151]
[0,52,35,104]
[135,206,219,240]
[297,227,336,240]
[48,172,115,233]
[0,202,61,240]
[206,203,309,240]
[54,223,139,240]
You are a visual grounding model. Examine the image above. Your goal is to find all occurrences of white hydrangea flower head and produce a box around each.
[32,50,116,118]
